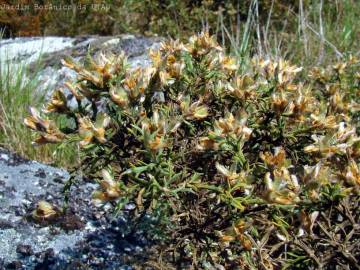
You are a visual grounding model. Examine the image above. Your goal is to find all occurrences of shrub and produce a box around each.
[25,32,359,268]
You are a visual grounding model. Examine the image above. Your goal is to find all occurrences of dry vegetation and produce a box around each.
[1,1,359,268]
[24,32,360,269]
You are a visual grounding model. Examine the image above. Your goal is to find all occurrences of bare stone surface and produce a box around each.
[0,148,148,269]
[0,34,162,98]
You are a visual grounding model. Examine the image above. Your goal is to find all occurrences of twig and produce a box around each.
[254,0,263,57]
[287,6,344,58]
[299,0,309,59]
[294,239,323,268]
[317,0,325,65]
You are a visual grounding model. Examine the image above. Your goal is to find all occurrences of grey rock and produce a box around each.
[0,148,84,263]
[0,148,152,269]
[0,35,162,103]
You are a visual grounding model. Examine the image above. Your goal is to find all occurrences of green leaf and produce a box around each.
[193,105,209,120]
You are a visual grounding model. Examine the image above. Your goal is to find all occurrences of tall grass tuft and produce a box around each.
[215,0,360,70]
[0,39,78,167]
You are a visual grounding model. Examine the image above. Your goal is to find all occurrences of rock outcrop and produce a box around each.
[0,35,161,269]
[0,147,148,269]
[0,35,162,97]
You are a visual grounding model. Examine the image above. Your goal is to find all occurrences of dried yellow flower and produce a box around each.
[44,89,68,113]
[93,169,121,202]
[260,147,286,168]
[78,113,110,147]
[32,201,58,221]
[110,86,129,107]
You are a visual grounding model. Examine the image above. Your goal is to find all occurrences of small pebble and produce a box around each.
[60,214,85,231]
[0,218,13,229]
[6,260,22,269]
[0,154,9,161]
[34,169,47,179]
[16,244,34,256]
[124,203,136,210]
[21,199,32,206]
